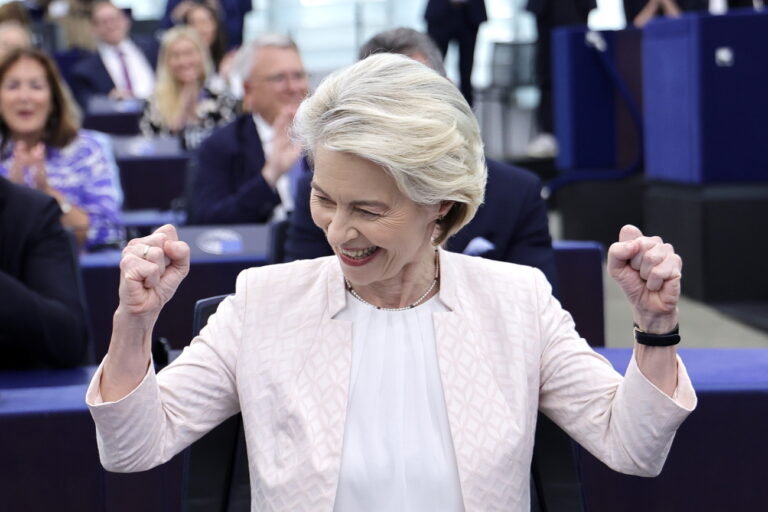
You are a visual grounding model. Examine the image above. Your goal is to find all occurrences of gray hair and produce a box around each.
[358,27,446,78]
[293,53,486,244]
[232,32,299,81]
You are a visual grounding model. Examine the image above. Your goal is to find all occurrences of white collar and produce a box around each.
[252,114,273,145]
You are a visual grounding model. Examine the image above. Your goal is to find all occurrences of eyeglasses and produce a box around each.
[254,71,308,86]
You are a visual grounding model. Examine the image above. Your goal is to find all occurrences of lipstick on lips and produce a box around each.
[337,246,380,267]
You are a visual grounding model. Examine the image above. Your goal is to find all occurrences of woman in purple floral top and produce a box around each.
[0,48,123,250]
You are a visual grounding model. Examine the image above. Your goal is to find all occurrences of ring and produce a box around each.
[141,244,150,259]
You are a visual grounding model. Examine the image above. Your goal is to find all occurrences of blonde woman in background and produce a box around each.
[140,26,237,150]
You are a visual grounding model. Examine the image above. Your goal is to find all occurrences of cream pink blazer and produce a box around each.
[87,250,696,512]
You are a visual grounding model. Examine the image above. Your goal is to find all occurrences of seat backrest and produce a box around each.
[268,218,290,264]
[192,294,231,337]
[553,240,605,347]
[184,294,242,512]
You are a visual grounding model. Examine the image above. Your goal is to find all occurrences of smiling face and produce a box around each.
[243,46,307,124]
[167,37,204,85]
[310,147,450,298]
[91,3,130,46]
[0,57,52,141]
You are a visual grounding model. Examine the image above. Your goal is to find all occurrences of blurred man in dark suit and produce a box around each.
[0,176,89,369]
[425,0,487,107]
[188,33,309,224]
[70,1,157,109]
[285,28,558,290]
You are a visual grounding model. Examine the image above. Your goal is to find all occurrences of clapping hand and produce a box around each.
[9,141,46,189]
[262,105,302,187]
[607,224,682,334]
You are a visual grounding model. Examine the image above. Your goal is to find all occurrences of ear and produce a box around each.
[437,200,454,220]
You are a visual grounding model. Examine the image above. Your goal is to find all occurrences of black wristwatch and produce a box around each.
[633,323,681,347]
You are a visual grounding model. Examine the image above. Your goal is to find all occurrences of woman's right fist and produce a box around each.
[118,224,190,319]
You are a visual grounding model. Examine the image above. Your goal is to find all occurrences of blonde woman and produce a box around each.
[140,26,237,149]
[89,54,695,511]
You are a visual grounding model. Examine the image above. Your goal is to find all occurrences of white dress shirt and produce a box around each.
[334,293,465,511]
[97,40,155,100]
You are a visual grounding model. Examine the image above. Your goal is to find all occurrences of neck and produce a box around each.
[13,132,43,148]
[351,245,439,309]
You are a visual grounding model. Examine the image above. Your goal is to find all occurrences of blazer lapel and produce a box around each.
[293,259,353,508]
[433,250,520,510]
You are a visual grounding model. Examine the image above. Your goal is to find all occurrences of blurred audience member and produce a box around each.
[0,20,31,58]
[46,0,96,51]
[140,26,237,150]
[0,48,123,250]
[0,1,31,26]
[163,0,251,49]
[424,0,487,107]
[70,1,157,108]
[181,2,235,76]
[526,0,595,159]
[0,175,90,369]
[188,33,308,224]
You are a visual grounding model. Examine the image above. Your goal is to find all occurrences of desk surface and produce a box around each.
[596,347,768,392]
[3,348,764,409]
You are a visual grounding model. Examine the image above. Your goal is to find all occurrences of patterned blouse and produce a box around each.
[0,130,124,250]
[140,79,239,150]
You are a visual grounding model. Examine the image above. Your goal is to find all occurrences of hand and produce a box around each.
[11,141,47,189]
[118,225,190,325]
[262,106,302,187]
[109,88,134,101]
[607,224,682,333]
[169,83,200,131]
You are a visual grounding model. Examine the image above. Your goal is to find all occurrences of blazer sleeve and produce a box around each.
[0,197,89,367]
[189,126,282,224]
[86,269,249,472]
[284,171,334,261]
[533,270,696,476]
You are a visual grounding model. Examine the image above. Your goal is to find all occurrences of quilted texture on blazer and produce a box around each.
[87,250,696,511]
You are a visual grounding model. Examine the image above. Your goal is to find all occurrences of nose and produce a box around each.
[286,73,307,94]
[325,210,357,248]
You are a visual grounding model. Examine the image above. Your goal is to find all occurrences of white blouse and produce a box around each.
[333,292,465,511]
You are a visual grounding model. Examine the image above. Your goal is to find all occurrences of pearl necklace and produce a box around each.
[345,250,440,311]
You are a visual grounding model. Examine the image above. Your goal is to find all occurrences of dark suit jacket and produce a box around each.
[284,158,559,292]
[425,0,488,25]
[70,38,159,109]
[0,177,89,369]
[526,0,596,17]
[188,115,282,224]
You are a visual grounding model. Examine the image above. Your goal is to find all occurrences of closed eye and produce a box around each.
[355,208,380,218]
[313,193,334,205]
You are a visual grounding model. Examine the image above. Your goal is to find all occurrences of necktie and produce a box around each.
[116,48,133,94]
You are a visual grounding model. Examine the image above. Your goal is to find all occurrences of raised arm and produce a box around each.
[607,224,681,396]
[99,224,190,401]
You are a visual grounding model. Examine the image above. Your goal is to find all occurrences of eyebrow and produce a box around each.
[310,182,390,209]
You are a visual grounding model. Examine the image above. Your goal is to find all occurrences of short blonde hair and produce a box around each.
[153,27,213,127]
[292,53,486,244]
